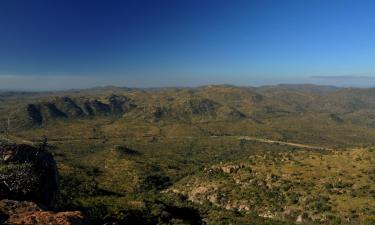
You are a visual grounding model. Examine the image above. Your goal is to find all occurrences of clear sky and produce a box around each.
[1,0,375,90]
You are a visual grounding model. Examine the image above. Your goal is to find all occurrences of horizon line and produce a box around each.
[1,83,372,93]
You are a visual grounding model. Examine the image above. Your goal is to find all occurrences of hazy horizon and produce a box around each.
[1,0,375,90]
[1,77,375,92]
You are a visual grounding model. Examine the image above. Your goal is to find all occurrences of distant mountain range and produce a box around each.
[2,84,375,147]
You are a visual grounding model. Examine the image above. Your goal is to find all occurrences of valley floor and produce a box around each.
[1,132,374,224]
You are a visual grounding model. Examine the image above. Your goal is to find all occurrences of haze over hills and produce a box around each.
[1,84,375,224]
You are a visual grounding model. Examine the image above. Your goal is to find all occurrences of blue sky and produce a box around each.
[1,0,375,90]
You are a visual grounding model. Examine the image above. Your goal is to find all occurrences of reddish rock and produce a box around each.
[8,210,90,225]
[0,200,90,225]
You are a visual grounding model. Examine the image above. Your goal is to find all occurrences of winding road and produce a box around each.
[236,136,333,151]
[1,134,332,151]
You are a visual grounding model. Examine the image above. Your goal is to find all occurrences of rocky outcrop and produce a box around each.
[0,199,90,225]
[0,144,58,207]
[0,144,90,224]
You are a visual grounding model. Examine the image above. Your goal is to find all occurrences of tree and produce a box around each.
[40,136,48,151]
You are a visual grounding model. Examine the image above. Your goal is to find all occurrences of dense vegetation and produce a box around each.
[0,84,374,224]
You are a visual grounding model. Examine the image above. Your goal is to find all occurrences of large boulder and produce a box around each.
[0,143,59,207]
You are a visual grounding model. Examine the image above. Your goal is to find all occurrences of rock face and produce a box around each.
[0,143,59,207]
[24,95,137,125]
[0,199,90,225]
[0,144,90,224]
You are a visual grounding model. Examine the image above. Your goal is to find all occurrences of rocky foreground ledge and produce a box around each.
[0,199,90,225]
[0,142,90,225]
